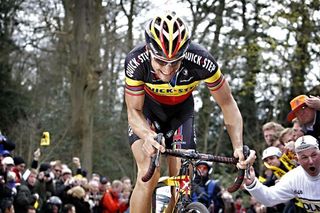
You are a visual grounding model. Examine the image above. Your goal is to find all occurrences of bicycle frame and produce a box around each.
[155,158,205,212]
[146,133,250,213]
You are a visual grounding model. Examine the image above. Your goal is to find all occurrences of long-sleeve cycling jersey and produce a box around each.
[125,42,223,105]
[245,166,320,212]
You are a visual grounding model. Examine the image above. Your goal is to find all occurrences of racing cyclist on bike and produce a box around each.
[124,11,254,213]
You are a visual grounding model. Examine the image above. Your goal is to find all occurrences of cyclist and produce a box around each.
[124,11,254,213]
[191,161,224,212]
[244,135,320,213]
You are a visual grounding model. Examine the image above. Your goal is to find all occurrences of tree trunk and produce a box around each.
[70,0,101,174]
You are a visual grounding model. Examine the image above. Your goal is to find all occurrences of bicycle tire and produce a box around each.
[184,202,209,213]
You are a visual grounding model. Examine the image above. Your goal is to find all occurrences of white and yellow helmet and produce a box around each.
[145,11,191,60]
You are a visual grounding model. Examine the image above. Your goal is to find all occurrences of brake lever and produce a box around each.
[243,145,251,180]
[154,133,163,167]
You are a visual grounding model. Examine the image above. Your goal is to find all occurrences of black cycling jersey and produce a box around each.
[125,42,224,105]
[125,42,224,147]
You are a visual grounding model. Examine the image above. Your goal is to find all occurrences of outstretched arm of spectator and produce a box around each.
[244,166,295,207]
[73,157,87,177]
[31,148,41,169]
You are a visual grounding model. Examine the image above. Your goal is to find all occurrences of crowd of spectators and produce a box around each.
[0,135,132,213]
[1,94,319,213]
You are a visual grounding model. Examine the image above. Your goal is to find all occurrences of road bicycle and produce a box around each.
[142,133,250,213]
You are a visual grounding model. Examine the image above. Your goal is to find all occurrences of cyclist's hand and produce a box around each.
[142,133,165,157]
[234,148,256,169]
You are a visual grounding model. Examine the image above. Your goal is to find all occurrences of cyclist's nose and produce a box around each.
[161,65,176,75]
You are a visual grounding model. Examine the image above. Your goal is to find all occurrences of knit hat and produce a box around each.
[13,156,25,166]
[39,163,51,172]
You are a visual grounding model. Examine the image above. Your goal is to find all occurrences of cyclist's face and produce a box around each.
[150,52,183,82]
[297,148,320,176]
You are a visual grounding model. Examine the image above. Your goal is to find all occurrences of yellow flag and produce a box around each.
[34,200,39,209]
[40,132,50,146]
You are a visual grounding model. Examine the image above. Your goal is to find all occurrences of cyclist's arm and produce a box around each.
[210,80,243,152]
[125,93,165,155]
[125,92,155,140]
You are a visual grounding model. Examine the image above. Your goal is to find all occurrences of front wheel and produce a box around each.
[185,202,209,213]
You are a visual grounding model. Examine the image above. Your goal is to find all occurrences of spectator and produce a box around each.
[43,196,63,213]
[64,185,90,213]
[191,160,224,212]
[234,194,246,213]
[62,204,76,213]
[99,176,111,193]
[27,206,36,213]
[246,196,266,213]
[279,128,294,146]
[13,156,26,185]
[245,135,320,213]
[14,169,40,213]
[51,161,63,181]
[1,157,17,198]
[87,179,103,212]
[36,167,55,211]
[121,176,132,190]
[221,189,235,213]
[292,118,305,140]
[0,133,15,153]
[287,95,320,142]
[55,167,73,198]
[0,198,14,213]
[260,146,301,212]
[101,179,129,213]
[262,122,284,147]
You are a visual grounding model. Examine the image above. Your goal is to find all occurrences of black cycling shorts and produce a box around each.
[128,95,197,149]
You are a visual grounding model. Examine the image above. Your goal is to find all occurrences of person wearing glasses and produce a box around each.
[124,11,253,213]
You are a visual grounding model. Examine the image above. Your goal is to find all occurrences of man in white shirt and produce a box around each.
[244,135,320,212]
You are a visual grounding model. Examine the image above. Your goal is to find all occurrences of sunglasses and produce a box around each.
[150,51,184,67]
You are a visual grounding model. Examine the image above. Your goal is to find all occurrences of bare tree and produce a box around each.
[68,0,102,173]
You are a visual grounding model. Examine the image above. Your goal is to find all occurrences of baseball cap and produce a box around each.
[295,135,319,153]
[287,95,308,122]
[262,146,282,160]
[2,156,15,165]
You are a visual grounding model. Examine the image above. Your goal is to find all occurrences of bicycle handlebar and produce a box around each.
[141,134,250,193]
